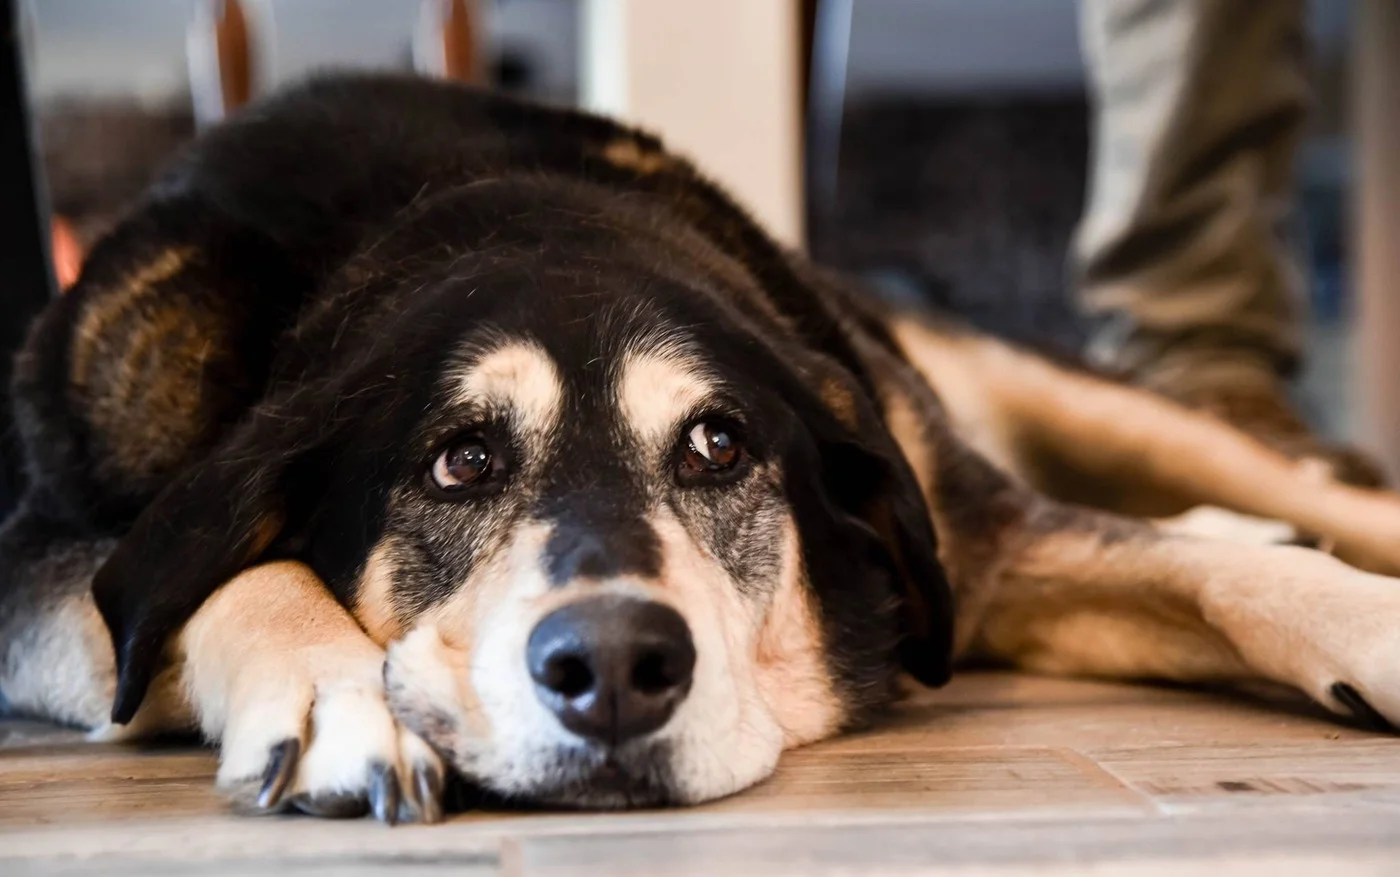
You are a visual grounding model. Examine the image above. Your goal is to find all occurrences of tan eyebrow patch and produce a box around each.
[616,344,718,447]
[452,341,563,437]
[353,539,406,646]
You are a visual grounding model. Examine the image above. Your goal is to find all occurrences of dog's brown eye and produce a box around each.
[679,420,742,480]
[431,438,493,492]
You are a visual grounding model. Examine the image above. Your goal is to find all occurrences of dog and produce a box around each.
[5,73,1400,824]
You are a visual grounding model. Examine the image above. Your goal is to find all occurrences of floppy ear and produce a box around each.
[778,358,956,689]
[92,388,342,724]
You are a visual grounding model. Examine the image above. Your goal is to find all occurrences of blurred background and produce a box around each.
[10,0,1383,453]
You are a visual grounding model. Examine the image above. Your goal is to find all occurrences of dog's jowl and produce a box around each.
[6,73,1400,823]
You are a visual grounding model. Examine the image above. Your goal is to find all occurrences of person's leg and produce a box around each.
[1073,0,1382,485]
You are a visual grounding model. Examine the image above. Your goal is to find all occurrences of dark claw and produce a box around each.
[1331,682,1395,732]
[369,761,402,826]
[413,763,445,824]
[257,738,301,810]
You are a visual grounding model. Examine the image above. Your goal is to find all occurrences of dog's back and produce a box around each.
[12,75,726,530]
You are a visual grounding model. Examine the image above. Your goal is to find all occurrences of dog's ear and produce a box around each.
[778,356,955,689]
[91,384,346,724]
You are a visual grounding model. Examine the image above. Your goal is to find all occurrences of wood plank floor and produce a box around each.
[6,672,1400,875]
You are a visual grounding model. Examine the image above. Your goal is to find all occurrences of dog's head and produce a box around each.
[96,175,953,807]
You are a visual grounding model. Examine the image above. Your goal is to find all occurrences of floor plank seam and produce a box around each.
[1058,747,1165,815]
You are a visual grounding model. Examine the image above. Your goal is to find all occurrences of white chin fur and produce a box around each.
[381,514,839,807]
[383,597,788,805]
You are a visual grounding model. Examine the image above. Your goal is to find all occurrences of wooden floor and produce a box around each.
[6,672,1400,875]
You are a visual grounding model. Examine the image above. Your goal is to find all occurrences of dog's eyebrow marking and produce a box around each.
[453,341,563,436]
[617,342,718,445]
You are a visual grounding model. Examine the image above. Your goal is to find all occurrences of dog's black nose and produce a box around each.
[526,596,695,746]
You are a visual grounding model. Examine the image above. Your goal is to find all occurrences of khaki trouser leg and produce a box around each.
[1075,0,1311,382]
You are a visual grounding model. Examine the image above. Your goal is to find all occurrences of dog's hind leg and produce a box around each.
[890,317,1400,576]
[962,501,1400,731]
[10,200,306,531]
[922,442,1400,731]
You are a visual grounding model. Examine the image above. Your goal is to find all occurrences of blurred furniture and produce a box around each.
[188,0,489,126]
[1355,0,1400,480]
[580,0,805,248]
[803,0,852,253]
[0,0,53,510]
[414,0,487,85]
[188,0,258,127]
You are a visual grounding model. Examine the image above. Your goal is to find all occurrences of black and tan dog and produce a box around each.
[5,74,1400,823]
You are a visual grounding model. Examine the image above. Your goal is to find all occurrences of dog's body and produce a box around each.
[6,74,1400,822]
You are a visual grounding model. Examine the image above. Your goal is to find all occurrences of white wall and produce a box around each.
[580,0,804,247]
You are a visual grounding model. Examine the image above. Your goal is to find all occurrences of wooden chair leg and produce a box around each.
[414,0,487,86]
[188,0,258,127]
[1355,0,1400,481]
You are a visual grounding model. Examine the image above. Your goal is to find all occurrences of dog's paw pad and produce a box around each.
[1330,681,1396,732]
[290,789,371,819]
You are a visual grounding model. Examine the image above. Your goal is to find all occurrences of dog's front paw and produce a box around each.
[1203,550,1400,731]
[1311,600,1400,732]
[212,646,445,824]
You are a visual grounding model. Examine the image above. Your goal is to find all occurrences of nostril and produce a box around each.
[631,650,675,694]
[544,654,594,698]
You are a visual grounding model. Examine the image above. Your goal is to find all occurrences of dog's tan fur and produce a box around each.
[175,561,443,816]
[882,314,1400,719]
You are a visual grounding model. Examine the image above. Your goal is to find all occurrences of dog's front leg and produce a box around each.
[959,503,1400,730]
[174,560,445,823]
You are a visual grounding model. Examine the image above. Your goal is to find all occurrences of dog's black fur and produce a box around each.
[4,73,954,727]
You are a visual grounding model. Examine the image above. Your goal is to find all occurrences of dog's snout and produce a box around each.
[543,517,661,584]
[526,597,696,746]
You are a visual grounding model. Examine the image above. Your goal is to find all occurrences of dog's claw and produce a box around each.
[369,761,401,825]
[413,762,444,824]
[1331,682,1395,732]
[257,738,301,810]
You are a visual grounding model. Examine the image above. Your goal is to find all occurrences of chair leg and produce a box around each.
[414,0,487,85]
[0,0,55,512]
[1355,0,1400,481]
[803,0,853,254]
[188,0,258,127]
